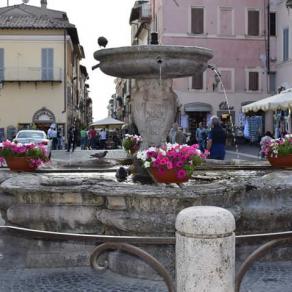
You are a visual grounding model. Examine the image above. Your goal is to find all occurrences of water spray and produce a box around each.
[208,64,239,159]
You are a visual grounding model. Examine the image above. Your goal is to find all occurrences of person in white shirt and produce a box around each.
[47,125,57,150]
[99,128,107,149]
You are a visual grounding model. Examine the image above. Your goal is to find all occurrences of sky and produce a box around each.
[3,0,137,121]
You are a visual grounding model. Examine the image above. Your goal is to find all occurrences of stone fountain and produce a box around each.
[94,45,213,146]
[1,44,292,282]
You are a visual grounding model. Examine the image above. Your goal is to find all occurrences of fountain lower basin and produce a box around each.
[1,162,292,279]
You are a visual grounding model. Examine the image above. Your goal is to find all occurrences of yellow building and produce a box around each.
[0,0,89,141]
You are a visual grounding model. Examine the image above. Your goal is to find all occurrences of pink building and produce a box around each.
[127,0,278,141]
[147,0,273,140]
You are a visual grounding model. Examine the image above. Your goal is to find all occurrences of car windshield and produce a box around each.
[17,131,45,139]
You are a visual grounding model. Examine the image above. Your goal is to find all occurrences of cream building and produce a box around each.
[0,0,89,141]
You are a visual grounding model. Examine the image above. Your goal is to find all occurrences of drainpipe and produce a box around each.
[62,30,67,114]
[267,1,270,74]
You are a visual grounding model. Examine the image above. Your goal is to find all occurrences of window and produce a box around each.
[219,69,233,91]
[248,71,259,91]
[269,12,276,36]
[219,8,233,35]
[283,28,289,62]
[41,48,54,80]
[191,7,204,34]
[192,73,203,90]
[269,72,276,94]
[248,10,259,36]
[0,48,4,81]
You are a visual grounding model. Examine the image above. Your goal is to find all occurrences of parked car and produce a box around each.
[13,130,52,159]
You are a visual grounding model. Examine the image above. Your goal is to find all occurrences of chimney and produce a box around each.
[41,0,47,9]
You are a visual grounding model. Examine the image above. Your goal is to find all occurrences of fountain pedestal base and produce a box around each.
[132,79,177,148]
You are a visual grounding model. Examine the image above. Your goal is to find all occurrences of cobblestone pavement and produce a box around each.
[0,267,167,292]
[240,261,292,292]
[0,261,291,291]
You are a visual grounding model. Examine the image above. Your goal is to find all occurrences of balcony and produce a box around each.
[0,67,63,83]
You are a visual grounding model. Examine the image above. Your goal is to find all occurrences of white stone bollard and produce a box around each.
[176,206,235,292]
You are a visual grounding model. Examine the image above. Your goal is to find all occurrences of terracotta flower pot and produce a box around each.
[150,167,189,184]
[268,154,292,168]
[5,156,37,172]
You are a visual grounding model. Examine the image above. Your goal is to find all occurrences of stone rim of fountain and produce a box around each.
[94,44,213,79]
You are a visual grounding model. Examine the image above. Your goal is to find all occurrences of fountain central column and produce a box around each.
[131,78,177,148]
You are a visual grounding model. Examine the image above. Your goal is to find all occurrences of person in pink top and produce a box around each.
[88,126,97,149]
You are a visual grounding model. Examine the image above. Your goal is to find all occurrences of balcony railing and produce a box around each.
[0,67,63,82]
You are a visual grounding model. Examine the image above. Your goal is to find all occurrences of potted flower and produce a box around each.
[137,143,207,183]
[122,134,143,155]
[261,134,292,167]
[0,140,49,171]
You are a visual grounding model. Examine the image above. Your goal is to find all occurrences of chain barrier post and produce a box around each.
[176,206,236,292]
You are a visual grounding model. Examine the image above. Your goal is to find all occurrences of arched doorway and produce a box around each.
[32,107,56,133]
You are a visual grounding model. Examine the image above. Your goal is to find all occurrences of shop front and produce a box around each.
[184,102,212,134]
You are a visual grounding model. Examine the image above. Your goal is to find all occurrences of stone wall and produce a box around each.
[1,169,292,278]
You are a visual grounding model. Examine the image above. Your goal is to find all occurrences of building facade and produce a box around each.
[155,0,271,136]
[123,0,278,142]
[0,1,91,141]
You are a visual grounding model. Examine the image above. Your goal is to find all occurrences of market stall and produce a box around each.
[242,88,292,135]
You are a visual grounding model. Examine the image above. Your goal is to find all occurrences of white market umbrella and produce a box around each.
[242,88,292,133]
[242,88,292,113]
[90,117,124,129]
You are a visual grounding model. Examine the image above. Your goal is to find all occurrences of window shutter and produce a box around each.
[0,48,4,81]
[42,48,54,80]
[249,72,259,91]
[283,28,289,61]
[248,10,259,36]
[220,8,232,35]
[191,8,204,34]
[48,48,54,80]
[192,73,203,89]
[269,12,276,37]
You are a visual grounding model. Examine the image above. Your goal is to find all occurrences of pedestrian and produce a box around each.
[196,122,207,152]
[80,128,88,150]
[168,122,178,144]
[67,125,77,152]
[99,128,107,149]
[175,127,186,145]
[206,116,226,160]
[259,131,274,159]
[88,126,97,149]
[57,128,62,150]
[47,124,58,150]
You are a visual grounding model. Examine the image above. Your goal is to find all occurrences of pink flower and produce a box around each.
[175,160,184,168]
[176,169,187,179]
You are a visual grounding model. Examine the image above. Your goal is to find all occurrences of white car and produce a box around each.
[13,130,52,159]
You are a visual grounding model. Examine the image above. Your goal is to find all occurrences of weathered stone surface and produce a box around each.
[96,209,175,235]
[47,158,119,169]
[106,197,127,210]
[132,79,177,147]
[7,204,102,233]
[176,207,235,292]
[1,168,292,279]
[94,45,213,79]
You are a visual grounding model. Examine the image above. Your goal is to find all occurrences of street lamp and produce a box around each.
[287,0,292,9]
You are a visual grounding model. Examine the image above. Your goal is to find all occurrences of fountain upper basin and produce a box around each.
[94,45,213,79]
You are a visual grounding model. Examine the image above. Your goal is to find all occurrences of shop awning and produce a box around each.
[90,117,124,129]
[242,88,292,113]
[184,102,212,112]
